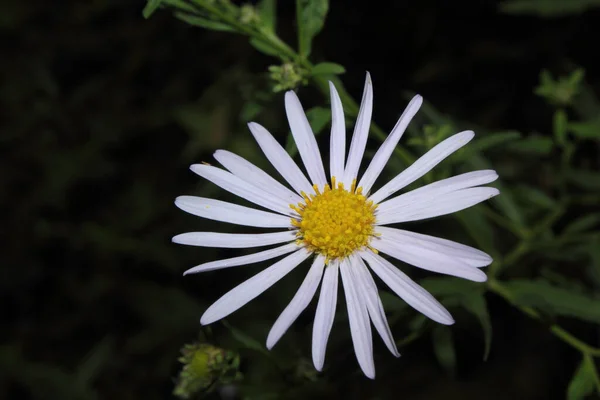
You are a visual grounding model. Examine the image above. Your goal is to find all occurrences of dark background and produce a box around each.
[2,0,599,399]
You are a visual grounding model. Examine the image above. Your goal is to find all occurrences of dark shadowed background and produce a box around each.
[2,0,600,399]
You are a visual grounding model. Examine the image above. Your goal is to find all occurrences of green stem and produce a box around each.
[584,354,600,394]
[488,279,600,357]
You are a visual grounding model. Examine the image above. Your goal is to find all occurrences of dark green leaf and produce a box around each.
[567,356,597,400]
[296,0,329,58]
[142,0,162,18]
[285,106,331,156]
[500,0,600,17]
[564,213,600,234]
[421,276,482,298]
[507,135,554,155]
[222,321,270,355]
[455,208,497,256]
[249,37,280,56]
[503,280,600,323]
[514,185,557,209]
[565,169,600,191]
[568,119,600,139]
[460,131,521,157]
[174,12,235,31]
[257,0,277,32]
[311,62,346,76]
[461,293,493,360]
[431,326,456,376]
[464,154,525,227]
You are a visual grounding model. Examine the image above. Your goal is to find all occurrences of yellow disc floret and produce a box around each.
[291,177,377,261]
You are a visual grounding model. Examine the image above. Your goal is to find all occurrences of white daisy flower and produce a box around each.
[173,73,499,379]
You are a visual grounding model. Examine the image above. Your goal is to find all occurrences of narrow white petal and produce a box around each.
[369,130,475,204]
[175,196,292,228]
[377,170,498,216]
[360,250,454,325]
[214,150,303,205]
[343,73,373,187]
[370,236,488,282]
[329,81,346,181]
[358,95,423,194]
[312,260,339,372]
[172,230,296,248]
[374,227,492,267]
[200,248,311,325]
[183,242,300,275]
[351,254,400,357]
[285,91,327,188]
[190,164,293,216]
[247,122,314,195]
[340,258,375,379]
[376,187,500,225]
[267,255,326,349]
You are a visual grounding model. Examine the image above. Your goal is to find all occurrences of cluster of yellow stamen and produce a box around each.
[291,177,378,262]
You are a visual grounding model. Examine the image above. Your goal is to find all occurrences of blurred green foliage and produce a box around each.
[3,0,600,399]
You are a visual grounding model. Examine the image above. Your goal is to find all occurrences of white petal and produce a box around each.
[370,235,488,282]
[312,260,339,372]
[247,122,314,195]
[351,254,400,357]
[329,81,346,181]
[183,242,300,275]
[340,258,375,379]
[377,170,498,216]
[369,130,475,204]
[190,164,293,216]
[343,73,373,187]
[214,150,303,205]
[172,230,296,248]
[376,187,500,225]
[175,196,292,228]
[374,227,492,268]
[200,248,311,325]
[267,255,326,349]
[285,91,327,188]
[360,250,454,325]
[358,95,423,194]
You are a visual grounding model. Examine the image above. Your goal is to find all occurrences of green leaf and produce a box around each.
[249,37,280,56]
[568,119,600,139]
[564,212,600,234]
[431,326,456,376]
[507,135,554,155]
[567,356,597,400]
[174,12,235,31]
[514,185,557,209]
[143,0,162,18]
[565,169,600,191]
[285,106,331,156]
[553,109,568,146]
[421,276,492,359]
[460,131,521,157]
[455,207,496,256]
[464,154,525,227]
[257,0,277,32]
[500,0,600,17]
[296,0,329,58]
[502,280,600,323]
[311,62,345,76]
[461,293,493,361]
[222,321,269,356]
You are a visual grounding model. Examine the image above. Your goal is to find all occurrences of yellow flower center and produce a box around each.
[291,177,377,261]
